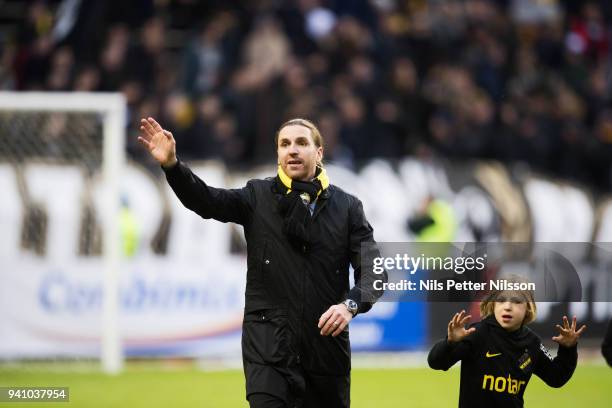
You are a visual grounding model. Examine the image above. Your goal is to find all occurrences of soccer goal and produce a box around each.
[0,92,126,374]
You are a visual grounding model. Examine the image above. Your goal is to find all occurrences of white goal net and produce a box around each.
[0,92,126,373]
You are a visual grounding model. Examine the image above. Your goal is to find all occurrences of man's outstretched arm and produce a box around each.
[138,117,254,225]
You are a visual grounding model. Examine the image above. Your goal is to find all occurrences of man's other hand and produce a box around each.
[318,304,353,337]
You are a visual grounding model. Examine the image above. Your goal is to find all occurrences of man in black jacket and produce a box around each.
[138,117,385,407]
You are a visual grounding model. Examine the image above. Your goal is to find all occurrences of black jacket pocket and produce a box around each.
[242,310,291,366]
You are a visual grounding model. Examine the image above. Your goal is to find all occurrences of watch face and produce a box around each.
[347,299,357,312]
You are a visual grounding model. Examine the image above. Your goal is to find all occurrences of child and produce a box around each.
[428,284,586,407]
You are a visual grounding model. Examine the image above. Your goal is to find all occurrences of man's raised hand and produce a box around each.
[138,117,177,168]
[447,310,476,343]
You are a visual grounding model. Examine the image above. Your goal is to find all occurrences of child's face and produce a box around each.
[493,292,528,332]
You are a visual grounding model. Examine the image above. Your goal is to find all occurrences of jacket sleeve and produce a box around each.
[533,342,577,388]
[602,320,612,367]
[346,198,387,314]
[163,160,255,225]
[427,338,471,370]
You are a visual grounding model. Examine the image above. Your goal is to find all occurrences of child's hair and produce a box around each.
[479,275,537,325]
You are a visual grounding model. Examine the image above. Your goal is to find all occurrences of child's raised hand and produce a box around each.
[447,310,476,343]
[552,316,586,348]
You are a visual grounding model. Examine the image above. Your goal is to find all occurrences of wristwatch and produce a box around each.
[343,299,358,316]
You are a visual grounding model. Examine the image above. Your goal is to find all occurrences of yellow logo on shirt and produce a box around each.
[485,351,502,358]
[482,374,526,395]
[519,357,531,370]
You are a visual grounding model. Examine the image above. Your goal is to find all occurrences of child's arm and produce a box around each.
[534,316,586,388]
[428,310,477,370]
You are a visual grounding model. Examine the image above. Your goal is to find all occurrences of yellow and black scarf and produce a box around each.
[277,164,329,203]
[276,165,330,247]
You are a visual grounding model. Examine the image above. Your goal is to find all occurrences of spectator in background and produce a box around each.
[243,15,291,82]
[0,43,16,89]
[407,195,457,243]
[46,46,74,90]
[125,16,166,91]
[337,92,372,161]
[588,108,612,188]
[317,108,353,167]
[181,11,241,98]
[73,65,100,91]
[384,57,426,154]
[98,24,129,91]
[211,111,244,164]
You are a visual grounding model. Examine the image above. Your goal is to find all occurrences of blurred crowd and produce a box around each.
[2,0,612,190]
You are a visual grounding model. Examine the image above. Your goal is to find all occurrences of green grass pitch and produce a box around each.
[1,363,610,407]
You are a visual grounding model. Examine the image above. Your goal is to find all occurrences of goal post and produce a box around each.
[0,92,126,374]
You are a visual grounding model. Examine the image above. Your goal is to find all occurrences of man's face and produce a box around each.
[277,125,323,181]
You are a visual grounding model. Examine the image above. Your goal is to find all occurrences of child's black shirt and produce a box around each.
[428,315,577,407]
